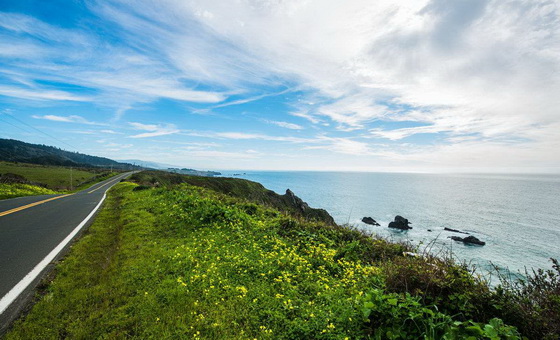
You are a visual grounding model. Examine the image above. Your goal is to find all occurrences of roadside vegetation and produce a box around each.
[0,183,58,200]
[5,171,558,339]
[0,161,118,199]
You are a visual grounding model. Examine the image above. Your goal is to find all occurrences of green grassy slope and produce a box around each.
[0,161,118,199]
[130,171,335,225]
[5,178,537,339]
[0,162,107,189]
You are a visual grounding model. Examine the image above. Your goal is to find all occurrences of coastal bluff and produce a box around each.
[129,171,336,225]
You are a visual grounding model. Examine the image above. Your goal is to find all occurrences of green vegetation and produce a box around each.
[0,161,111,190]
[492,260,560,339]
[0,161,119,199]
[130,171,335,224]
[0,138,137,169]
[7,171,557,339]
[0,183,58,200]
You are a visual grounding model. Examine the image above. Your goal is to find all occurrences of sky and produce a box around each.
[0,0,559,172]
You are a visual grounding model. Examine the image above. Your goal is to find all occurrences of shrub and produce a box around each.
[381,255,495,321]
[493,258,560,340]
[361,289,521,339]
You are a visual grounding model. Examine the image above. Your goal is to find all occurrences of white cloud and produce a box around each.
[32,114,103,125]
[0,11,227,108]
[212,88,293,109]
[304,137,374,155]
[2,1,560,170]
[185,150,258,159]
[129,122,159,131]
[264,120,304,130]
[169,0,559,165]
[129,122,180,138]
[188,130,374,156]
[188,131,312,143]
[289,110,322,124]
[0,85,90,102]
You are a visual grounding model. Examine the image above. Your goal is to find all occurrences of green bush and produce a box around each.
[493,258,560,339]
[361,289,521,339]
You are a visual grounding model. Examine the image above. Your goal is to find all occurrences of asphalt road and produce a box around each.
[0,171,135,330]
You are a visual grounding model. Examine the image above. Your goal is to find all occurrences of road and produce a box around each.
[0,171,135,331]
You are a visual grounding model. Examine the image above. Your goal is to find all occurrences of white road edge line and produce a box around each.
[0,192,108,315]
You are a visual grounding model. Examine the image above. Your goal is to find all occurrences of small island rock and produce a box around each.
[450,235,486,246]
[388,215,412,230]
[362,217,380,226]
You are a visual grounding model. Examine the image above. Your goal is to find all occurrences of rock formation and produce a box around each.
[388,215,412,230]
[282,189,335,225]
[362,217,380,226]
[450,235,486,246]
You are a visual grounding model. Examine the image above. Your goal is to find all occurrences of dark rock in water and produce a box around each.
[388,215,412,230]
[450,235,486,246]
[362,217,380,226]
[395,215,411,224]
[444,227,469,234]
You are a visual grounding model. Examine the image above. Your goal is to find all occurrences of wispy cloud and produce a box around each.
[212,88,293,109]
[129,122,180,138]
[100,129,120,134]
[289,111,323,125]
[188,131,312,143]
[32,114,104,125]
[188,130,374,156]
[263,120,304,130]
[0,85,91,102]
[184,150,259,159]
[0,10,227,110]
[176,0,559,151]
[304,136,374,156]
[2,1,559,170]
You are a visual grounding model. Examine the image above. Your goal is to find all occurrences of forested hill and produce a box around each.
[0,138,138,169]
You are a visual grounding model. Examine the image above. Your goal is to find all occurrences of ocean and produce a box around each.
[222,171,560,278]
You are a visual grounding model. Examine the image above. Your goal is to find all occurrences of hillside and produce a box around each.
[130,171,334,224]
[0,161,118,199]
[5,171,558,339]
[0,139,136,169]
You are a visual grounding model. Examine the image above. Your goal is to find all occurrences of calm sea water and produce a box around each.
[222,171,560,277]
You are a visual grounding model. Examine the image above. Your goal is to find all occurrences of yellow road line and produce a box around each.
[88,176,121,194]
[87,183,106,194]
[0,194,73,217]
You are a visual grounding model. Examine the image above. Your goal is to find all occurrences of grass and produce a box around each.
[129,171,335,224]
[0,161,119,199]
[0,184,58,200]
[3,177,532,339]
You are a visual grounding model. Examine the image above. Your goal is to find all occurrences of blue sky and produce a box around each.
[1,0,559,172]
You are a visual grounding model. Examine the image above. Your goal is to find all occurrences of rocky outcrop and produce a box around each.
[362,217,380,226]
[444,227,469,234]
[450,235,486,246]
[388,215,412,230]
[151,170,337,225]
[285,189,310,213]
[282,189,335,225]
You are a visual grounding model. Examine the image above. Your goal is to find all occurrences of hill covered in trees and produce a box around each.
[0,139,138,169]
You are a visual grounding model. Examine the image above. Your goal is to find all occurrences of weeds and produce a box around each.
[493,258,560,339]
